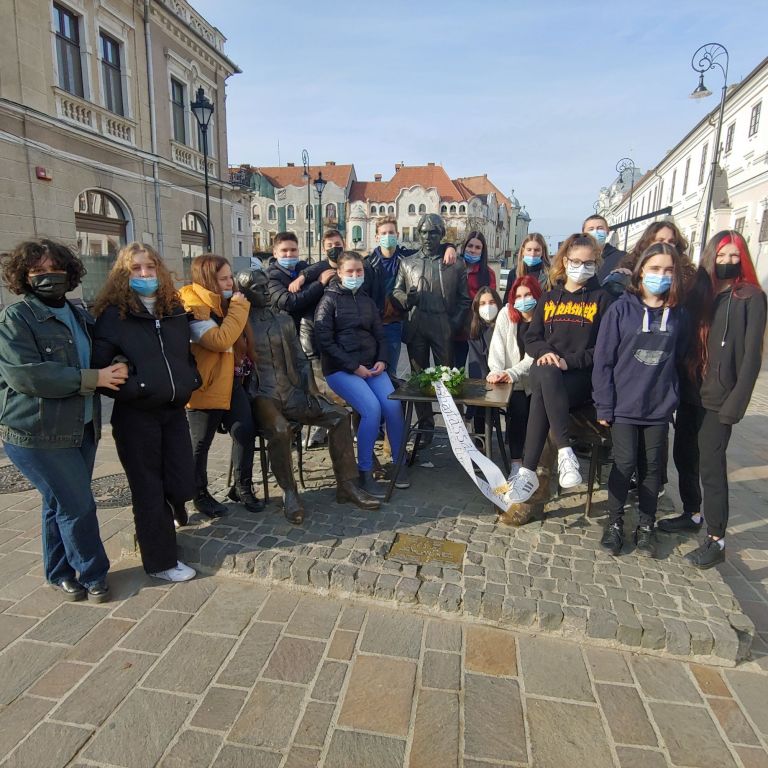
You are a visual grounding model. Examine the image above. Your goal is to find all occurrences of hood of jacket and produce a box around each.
[179,282,224,316]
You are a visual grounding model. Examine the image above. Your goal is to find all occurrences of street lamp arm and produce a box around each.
[691,43,729,83]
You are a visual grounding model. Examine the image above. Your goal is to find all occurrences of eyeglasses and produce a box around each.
[567,257,597,268]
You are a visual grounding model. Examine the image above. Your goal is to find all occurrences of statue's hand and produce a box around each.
[406,287,419,308]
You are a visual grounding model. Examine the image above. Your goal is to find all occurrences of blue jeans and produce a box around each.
[326,369,405,472]
[3,424,109,588]
[382,322,403,374]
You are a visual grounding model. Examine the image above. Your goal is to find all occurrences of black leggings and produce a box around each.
[506,390,531,461]
[522,365,592,471]
[608,423,668,527]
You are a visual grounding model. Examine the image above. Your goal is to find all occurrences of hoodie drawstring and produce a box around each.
[721,288,733,347]
[642,305,669,333]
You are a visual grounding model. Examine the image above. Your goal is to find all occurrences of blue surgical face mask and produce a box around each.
[341,276,364,292]
[514,296,537,313]
[523,255,542,267]
[129,277,158,296]
[464,252,482,264]
[221,289,233,299]
[642,274,672,296]
[277,257,299,270]
[379,234,398,249]
[588,228,607,245]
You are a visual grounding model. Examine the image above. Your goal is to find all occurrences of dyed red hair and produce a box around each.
[507,274,543,323]
[709,231,760,288]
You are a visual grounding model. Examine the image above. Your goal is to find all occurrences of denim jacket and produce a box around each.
[0,294,101,448]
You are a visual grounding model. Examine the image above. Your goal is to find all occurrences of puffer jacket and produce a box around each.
[179,283,250,410]
[92,302,201,410]
[314,279,386,376]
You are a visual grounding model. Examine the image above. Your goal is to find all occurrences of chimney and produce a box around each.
[286,162,294,167]
[395,162,403,171]
[374,173,382,182]
[325,161,336,166]
[427,162,435,166]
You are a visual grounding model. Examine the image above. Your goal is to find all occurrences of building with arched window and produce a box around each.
[0,0,243,305]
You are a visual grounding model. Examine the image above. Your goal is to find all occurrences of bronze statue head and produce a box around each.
[416,213,445,256]
[237,269,270,308]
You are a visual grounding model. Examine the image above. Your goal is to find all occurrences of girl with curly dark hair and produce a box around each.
[0,239,128,602]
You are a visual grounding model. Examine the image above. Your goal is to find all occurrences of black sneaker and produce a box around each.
[193,490,227,519]
[657,514,702,533]
[227,484,264,513]
[601,523,624,556]
[634,525,657,558]
[685,538,725,570]
[358,470,387,499]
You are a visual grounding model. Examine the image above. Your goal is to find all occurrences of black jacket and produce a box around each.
[467,323,494,379]
[597,243,628,283]
[314,279,386,376]
[267,259,325,329]
[525,278,613,370]
[92,304,201,410]
[700,283,766,424]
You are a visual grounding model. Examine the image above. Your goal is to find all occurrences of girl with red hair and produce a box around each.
[661,230,765,569]
[487,275,541,477]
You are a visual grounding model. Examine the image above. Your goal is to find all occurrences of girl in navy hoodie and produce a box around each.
[507,234,612,503]
[592,243,687,558]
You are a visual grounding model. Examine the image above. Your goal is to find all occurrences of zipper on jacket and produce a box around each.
[155,319,176,402]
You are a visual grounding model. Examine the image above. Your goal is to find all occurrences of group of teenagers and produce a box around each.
[0,210,764,603]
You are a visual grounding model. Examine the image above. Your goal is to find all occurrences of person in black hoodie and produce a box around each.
[92,243,201,583]
[583,214,628,284]
[659,231,766,569]
[314,251,408,497]
[592,243,688,558]
[506,234,613,503]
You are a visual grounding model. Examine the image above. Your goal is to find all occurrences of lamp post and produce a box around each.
[314,171,328,245]
[690,42,729,257]
[302,149,311,261]
[615,157,636,250]
[190,87,214,251]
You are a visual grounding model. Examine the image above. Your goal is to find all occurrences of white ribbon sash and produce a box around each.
[433,381,512,511]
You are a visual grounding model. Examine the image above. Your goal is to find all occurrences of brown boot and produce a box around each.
[336,480,381,510]
[283,488,305,525]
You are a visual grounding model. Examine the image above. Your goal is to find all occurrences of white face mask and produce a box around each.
[565,261,596,284]
[478,304,498,323]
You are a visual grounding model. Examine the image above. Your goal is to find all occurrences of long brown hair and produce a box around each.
[627,243,683,307]
[548,234,601,286]
[92,242,181,318]
[460,231,491,287]
[470,286,502,340]
[515,233,550,281]
[627,221,689,267]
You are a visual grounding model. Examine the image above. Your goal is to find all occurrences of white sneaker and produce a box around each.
[558,450,582,489]
[150,561,196,582]
[506,467,539,503]
[507,460,522,483]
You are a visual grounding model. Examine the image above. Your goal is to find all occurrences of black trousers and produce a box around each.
[673,404,732,537]
[506,390,531,461]
[187,381,255,492]
[608,422,668,527]
[522,365,592,471]
[407,317,453,430]
[112,403,193,574]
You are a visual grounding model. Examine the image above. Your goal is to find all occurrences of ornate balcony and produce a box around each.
[54,88,136,147]
[171,140,216,176]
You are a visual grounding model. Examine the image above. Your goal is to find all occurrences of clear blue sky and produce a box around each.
[192,0,768,246]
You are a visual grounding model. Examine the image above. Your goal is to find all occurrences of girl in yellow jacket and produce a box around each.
[180,255,260,516]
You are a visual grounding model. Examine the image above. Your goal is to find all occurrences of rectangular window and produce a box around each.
[682,158,691,195]
[759,209,768,242]
[657,180,664,209]
[237,216,242,232]
[100,32,124,115]
[54,3,83,97]
[669,170,676,203]
[748,102,761,137]
[698,143,708,186]
[171,78,186,144]
[724,123,735,153]
[734,217,745,234]
[402,227,411,242]
[305,230,314,247]
[238,241,243,257]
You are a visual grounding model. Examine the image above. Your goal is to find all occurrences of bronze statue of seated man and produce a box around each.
[236,269,380,524]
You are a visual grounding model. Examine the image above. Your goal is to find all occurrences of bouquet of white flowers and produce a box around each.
[409,365,466,396]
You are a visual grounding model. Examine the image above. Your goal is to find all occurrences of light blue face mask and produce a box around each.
[129,277,158,296]
[464,252,482,264]
[342,276,364,292]
[523,255,542,267]
[513,296,537,313]
[277,257,299,270]
[221,289,233,299]
[379,234,398,249]
[642,274,672,296]
[588,228,607,245]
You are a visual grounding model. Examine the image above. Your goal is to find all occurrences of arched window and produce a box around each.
[268,204,277,222]
[418,204,426,214]
[440,205,448,214]
[387,205,395,214]
[326,203,337,221]
[459,204,466,214]
[75,190,128,304]
[378,205,386,215]
[370,205,377,215]
[408,204,416,215]
[180,212,209,281]
[305,204,313,221]
[286,204,295,221]
[352,225,363,243]
[449,205,457,215]
[252,204,261,222]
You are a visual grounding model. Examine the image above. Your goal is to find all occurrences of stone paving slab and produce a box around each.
[1,571,766,767]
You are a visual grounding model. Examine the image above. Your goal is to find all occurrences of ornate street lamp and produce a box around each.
[615,157,636,250]
[190,87,214,251]
[314,171,328,245]
[302,149,311,261]
[690,43,729,257]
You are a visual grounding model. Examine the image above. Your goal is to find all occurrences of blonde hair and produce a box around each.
[515,233,550,280]
[548,234,602,286]
[375,215,398,234]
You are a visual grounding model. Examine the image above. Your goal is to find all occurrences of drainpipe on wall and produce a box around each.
[143,0,164,255]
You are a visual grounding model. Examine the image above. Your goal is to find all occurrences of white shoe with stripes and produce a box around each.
[506,467,539,503]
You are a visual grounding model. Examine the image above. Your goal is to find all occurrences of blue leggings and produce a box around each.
[326,370,405,472]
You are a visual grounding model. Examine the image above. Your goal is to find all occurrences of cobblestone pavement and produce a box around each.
[1,569,767,767]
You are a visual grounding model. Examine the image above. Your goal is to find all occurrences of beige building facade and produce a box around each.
[0,0,241,305]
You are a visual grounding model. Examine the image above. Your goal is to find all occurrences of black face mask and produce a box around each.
[28,273,69,303]
[326,246,343,264]
[715,262,741,280]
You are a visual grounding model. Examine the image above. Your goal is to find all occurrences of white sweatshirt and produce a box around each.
[487,307,534,393]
